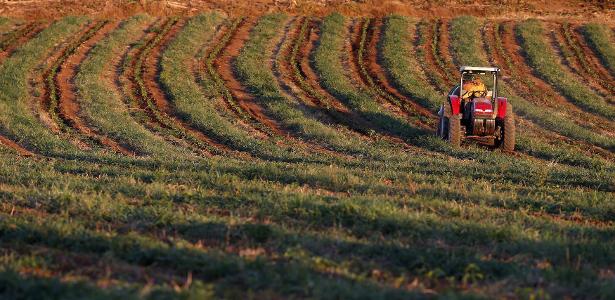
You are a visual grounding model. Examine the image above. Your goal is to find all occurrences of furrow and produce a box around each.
[437,19,458,77]
[482,22,615,159]
[131,18,227,156]
[347,19,414,123]
[0,22,45,63]
[415,20,451,94]
[549,22,613,100]
[564,23,615,98]
[362,18,435,128]
[299,18,416,149]
[54,21,136,156]
[212,18,281,138]
[499,21,615,136]
[41,21,104,150]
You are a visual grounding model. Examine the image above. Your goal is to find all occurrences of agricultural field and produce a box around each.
[0,7,614,300]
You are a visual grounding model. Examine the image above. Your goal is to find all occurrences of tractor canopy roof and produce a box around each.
[459,66,500,74]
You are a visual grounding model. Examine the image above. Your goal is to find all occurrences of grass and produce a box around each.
[516,20,615,120]
[0,14,613,300]
[582,23,615,78]
[74,15,186,157]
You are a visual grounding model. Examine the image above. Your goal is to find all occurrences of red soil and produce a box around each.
[56,21,136,156]
[0,135,34,156]
[421,21,451,93]
[364,19,435,124]
[498,22,615,136]
[437,19,457,82]
[568,24,615,97]
[547,23,612,100]
[213,19,285,137]
[142,19,234,155]
[0,22,45,62]
[483,23,614,159]
[346,19,409,120]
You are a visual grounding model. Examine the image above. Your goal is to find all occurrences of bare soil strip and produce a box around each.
[138,18,232,156]
[201,19,269,140]
[213,18,284,138]
[288,18,418,150]
[438,19,458,77]
[347,19,411,120]
[483,23,614,158]
[363,18,435,127]
[0,22,45,62]
[498,22,615,136]
[565,24,615,98]
[0,134,34,156]
[548,22,613,100]
[0,22,45,156]
[54,21,136,156]
[419,20,452,93]
[38,22,104,151]
[269,17,357,159]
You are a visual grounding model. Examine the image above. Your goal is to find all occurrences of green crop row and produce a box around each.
[203,18,276,137]
[132,18,226,155]
[414,20,450,94]
[355,18,427,125]
[313,13,429,143]
[560,23,615,94]
[287,18,378,136]
[582,23,615,78]
[380,16,442,111]
[160,14,347,165]
[448,16,615,167]
[452,16,615,152]
[0,16,97,158]
[46,21,107,135]
[1,143,614,298]
[516,20,615,119]
[74,15,188,157]
[0,22,32,51]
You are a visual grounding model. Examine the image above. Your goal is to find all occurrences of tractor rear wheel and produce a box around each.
[498,104,515,151]
[448,115,461,147]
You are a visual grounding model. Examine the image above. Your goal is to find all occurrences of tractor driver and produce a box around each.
[461,74,487,101]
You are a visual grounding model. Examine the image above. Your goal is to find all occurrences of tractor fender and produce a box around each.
[449,95,461,115]
[496,97,507,119]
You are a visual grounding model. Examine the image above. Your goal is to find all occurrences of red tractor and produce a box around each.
[437,66,515,151]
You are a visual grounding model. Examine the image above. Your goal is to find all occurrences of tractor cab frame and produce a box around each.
[437,66,515,151]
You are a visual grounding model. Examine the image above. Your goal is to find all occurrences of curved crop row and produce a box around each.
[558,23,615,96]
[162,15,347,165]
[238,14,408,160]
[355,18,432,127]
[481,20,615,151]
[131,18,227,156]
[46,21,107,135]
[380,16,442,111]
[211,18,280,138]
[203,18,264,131]
[516,20,615,120]
[314,14,427,143]
[0,22,36,51]
[0,17,93,158]
[582,23,615,78]
[75,15,189,158]
[481,22,615,166]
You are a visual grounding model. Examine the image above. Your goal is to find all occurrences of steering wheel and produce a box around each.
[471,90,487,98]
